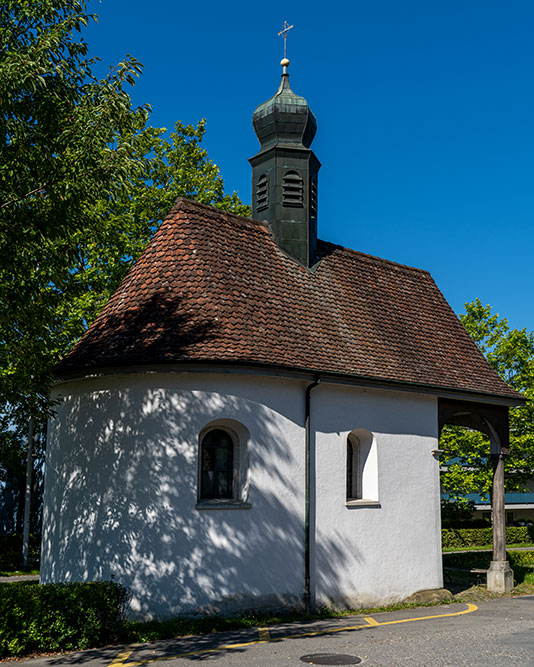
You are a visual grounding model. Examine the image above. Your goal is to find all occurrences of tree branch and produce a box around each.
[1,184,47,210]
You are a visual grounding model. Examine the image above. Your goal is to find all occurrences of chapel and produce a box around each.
[41,54,522,619]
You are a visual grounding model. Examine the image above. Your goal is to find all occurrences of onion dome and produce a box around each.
[252,59,317,151]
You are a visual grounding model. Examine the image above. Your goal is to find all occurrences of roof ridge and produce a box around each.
[171,199,430,275]
[317,238,431,275]
[170,197,269,234]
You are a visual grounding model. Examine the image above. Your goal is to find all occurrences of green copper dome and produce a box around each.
[252,71,317,151]
[249,60,321,267]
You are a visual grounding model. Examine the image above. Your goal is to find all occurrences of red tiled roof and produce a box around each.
[55,198,520,401]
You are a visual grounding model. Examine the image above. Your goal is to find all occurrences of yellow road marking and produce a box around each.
[109,648,135,666]
[121,640,267,665]
[371,603,479,628]
[363,616,379,626]
[111,603,478,666]
[282,603,479,640]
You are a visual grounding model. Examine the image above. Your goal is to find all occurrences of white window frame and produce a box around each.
[345,428,380,508]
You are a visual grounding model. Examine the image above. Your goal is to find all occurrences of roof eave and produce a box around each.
[51,359,525,407]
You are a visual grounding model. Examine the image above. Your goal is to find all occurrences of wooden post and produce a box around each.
[487,449,514,592]
[436,400,514,592]
[491,452,507,561]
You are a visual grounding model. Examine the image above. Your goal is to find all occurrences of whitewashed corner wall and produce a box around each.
[313,384,443,608]
[42,372,442,619]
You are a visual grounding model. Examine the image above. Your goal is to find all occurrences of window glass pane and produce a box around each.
[200,429,234,500]
[346,441,354,499]
[203,429,232,450]
[217,471,232,499]
[346,435,361,500]
[215,444,231,469]
[202,447,214,470]
[202,470,215,498]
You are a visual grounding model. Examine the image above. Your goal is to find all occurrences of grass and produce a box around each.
[124,612,309,643]
[0,569,40,577]
[443,542,534,552]
[454,577,534,602]
[1,540,532,647]
[123,599,456,644]
[121,571,534,645]
[1,571,530,652]
[444,547,534,602]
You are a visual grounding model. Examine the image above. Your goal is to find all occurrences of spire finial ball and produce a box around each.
[281,58,290,68]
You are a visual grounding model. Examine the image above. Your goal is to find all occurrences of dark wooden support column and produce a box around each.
[491,451,507,562]
[487,447,514,591]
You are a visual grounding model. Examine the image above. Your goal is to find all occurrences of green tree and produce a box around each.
[1,118,249,419]
[0,0,149,418]
[440,299,534,504]
[0,0,249,534]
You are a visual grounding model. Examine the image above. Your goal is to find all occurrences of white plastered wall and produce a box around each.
[42,372,442,618]
[312,384,443,608]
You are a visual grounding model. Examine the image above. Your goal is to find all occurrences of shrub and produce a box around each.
[441,519,491,529]
[440,500,488,528]
[442,525,534,549]
[0,534,40,572]
[0,581,130,657]
[443,549,534,585]
[443,549,534,570]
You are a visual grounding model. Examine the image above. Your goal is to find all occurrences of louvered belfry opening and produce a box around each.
[249,61,321,268]
[310,176,318,218]
[282,171,304,207]
[257,174,269,211]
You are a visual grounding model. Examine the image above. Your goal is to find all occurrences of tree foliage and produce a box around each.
[1,0,147,415]
[440,299,534,503]
[0,0,249,533]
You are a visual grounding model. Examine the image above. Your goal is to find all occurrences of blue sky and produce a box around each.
[85,0,534,333]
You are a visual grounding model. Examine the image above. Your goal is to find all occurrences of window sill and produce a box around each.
[345,499,381,508]
[196,500,252,510]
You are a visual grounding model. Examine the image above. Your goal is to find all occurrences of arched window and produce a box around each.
[346,434,361,501]
[200,428,234,500]
[282,170,304,207]
[257,174,269,211]
[196,420,251,509]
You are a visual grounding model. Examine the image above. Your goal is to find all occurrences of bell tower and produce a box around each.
[249,46,321,267]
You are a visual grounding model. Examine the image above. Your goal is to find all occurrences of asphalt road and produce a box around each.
[19,596,534,667]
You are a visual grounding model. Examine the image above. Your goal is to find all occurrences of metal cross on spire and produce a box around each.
[278,20,294,60]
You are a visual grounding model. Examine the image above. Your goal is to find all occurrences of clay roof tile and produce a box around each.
[55,198,520,401]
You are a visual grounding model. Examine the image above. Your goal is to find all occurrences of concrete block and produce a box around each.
[487,560,514,593]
